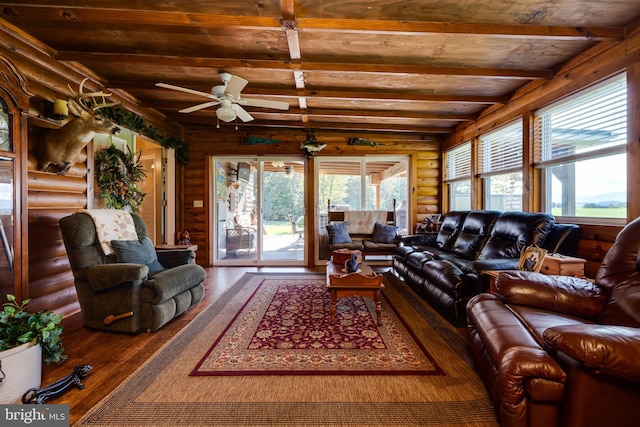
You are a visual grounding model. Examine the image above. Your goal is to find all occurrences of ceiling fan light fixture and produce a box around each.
[216,105,237,122]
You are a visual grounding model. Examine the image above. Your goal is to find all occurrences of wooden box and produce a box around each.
[540,254,586,277]
[330,249,363,266]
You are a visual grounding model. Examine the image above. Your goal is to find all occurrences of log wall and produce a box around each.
[24,149,89,316]
[0,28,177,317]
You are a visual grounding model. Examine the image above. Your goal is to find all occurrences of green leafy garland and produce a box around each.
[99,106,188,164]
[95,145,146,212]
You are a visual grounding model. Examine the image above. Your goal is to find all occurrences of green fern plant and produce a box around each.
[0,294,67,364]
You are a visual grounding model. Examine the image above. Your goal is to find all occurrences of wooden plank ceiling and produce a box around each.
[1,0,639,139]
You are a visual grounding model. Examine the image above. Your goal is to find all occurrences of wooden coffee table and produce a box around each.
[326,260,385,325]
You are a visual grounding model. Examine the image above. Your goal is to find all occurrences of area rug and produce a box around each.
[74,272,499,427]
[191,277,441,375]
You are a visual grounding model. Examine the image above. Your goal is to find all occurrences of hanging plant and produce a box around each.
[95,145,146,212]
[99,106,188,164]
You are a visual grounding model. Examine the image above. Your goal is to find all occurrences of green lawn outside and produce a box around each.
[263,221,292,235]
[551,207,626,218]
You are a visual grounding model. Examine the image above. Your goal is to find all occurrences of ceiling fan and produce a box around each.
[156,72,289,123]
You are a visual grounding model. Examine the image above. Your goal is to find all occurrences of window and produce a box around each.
[533,73,626,220]
[444,143,471,210]
[478,121,523,211]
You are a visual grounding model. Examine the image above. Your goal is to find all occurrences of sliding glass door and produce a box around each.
[212,156,306,265]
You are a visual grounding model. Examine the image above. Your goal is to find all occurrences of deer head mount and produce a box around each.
[33,78,120,175]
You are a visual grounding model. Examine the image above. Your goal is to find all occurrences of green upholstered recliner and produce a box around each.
[59,210,206,333]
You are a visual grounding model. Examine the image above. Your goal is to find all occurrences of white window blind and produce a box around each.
[444,142,471,181]
[478,121,523,175]
[533,73,627,165]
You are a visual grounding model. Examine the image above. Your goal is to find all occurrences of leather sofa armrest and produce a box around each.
[399,234,436,246]
[463,258,520,274]
[86,263,149,292]
[496,271,608,320]
[544,324,640,381]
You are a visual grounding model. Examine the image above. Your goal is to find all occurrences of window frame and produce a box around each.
[444,142,472,210]
[478,120,524,211]
[533,73,627,225]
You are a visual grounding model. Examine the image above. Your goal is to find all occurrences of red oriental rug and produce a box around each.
[191,277,442,375]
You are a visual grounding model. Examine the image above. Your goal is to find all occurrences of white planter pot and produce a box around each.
[0,341,42,403]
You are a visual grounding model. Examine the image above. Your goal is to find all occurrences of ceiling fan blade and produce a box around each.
[232,104,254,122]
[179,101,220,113]
[240,98,289,110]
[224,75,248,99]
[156,82,216,99]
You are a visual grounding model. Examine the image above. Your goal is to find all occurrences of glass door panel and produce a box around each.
[212,157,305,265]
[261,159,305,262]
[214,159,258,262]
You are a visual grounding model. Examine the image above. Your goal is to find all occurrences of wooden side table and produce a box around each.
[155,244,198,264]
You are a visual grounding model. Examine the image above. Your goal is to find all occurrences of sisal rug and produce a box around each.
[191,277,441,375]
[74,272,498,427]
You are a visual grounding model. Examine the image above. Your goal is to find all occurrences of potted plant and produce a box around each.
[0,294,67,403]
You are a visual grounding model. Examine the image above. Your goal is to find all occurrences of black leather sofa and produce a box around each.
[392,210,580,325]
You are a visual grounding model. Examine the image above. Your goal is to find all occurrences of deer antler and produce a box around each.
[69,78,119,112]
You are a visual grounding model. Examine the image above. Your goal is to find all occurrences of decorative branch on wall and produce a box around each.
[94,145,146,212]
[99,106,188,164]
[347,137,385,146]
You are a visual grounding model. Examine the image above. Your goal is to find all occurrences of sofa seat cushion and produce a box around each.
[507,304,592,351]
[543,324,640,381]
[330,240,364,251]
[142,264,206,304]
[407,251,436,271]
[395,245,421,258]
[362,240,396,250]
[420,260,467,298]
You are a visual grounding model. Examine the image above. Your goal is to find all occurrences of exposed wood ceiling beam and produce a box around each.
[186,118,453,134]
[112,81,507,104]
[237,89,508,104]
[296,18,624,41]
[57,52,552,79]
[156,107,476,122]
[2,6,623,41]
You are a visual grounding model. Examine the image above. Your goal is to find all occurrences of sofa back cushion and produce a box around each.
[326,222,352,244]
[435,211,468,251]
[595,216,640,327]
[478,211,555,260]
[451,210,502,259]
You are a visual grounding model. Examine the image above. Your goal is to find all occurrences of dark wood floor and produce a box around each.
[40,266,356,424]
